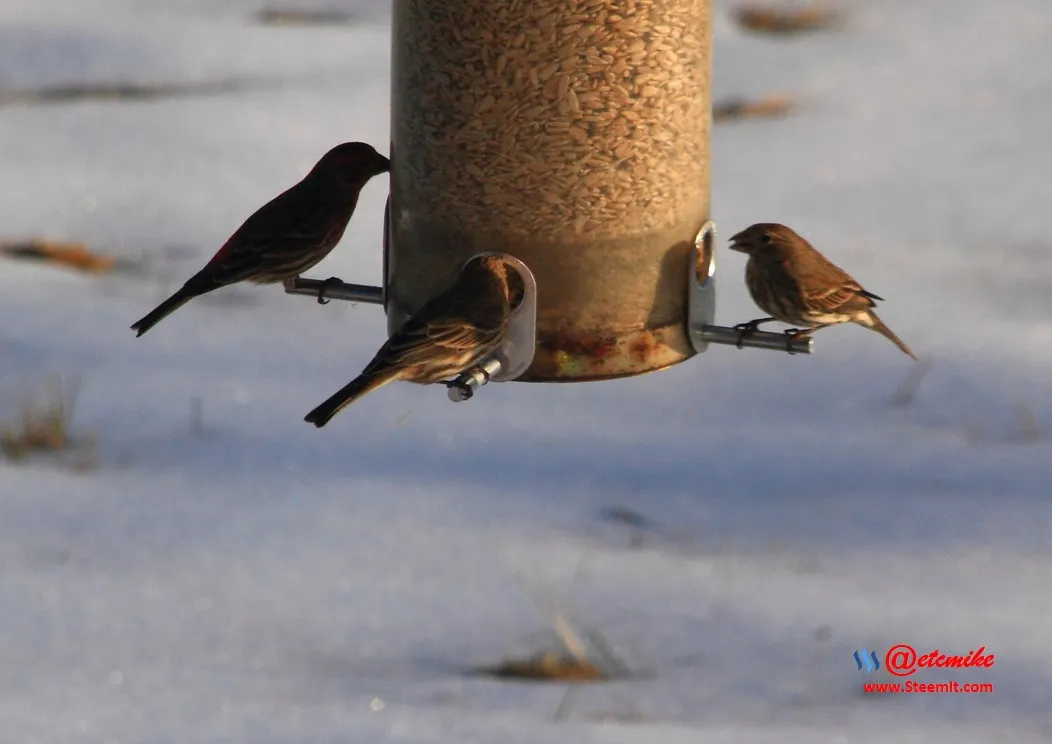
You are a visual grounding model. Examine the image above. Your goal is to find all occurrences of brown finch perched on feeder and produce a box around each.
[730,223,916,359]
[304,255,519,428]
[130,141,390,337]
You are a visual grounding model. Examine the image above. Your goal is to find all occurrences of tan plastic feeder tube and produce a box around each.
[388,0,712,381]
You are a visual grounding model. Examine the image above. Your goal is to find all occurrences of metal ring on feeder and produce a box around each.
[440,252,541,402]
[687,220,717,353]
[476,252,538,383]
[387,0,714,382]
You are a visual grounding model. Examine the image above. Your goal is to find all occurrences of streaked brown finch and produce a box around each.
[730,223,916,359]
[304,255,520,427]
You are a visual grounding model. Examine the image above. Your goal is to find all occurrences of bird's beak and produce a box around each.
[728,231,749,252]
[375,155,391,174]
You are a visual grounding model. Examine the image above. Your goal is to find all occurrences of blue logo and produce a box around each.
[854,649,880,673]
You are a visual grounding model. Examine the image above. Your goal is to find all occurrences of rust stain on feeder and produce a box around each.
[630,334,660,364]
[523,326,692,382]
[537,332,618,364]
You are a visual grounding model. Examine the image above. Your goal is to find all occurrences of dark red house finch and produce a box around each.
[130,141,390,336]
[304,255,519,428]
[730,223,916,359]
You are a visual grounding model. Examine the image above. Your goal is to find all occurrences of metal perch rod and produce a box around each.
[699,325,814,354]
[284,277,813,355]
[446,357,503,402]
[284,277,383,304]
[284,275,509,403]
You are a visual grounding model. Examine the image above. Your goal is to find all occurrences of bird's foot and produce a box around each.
[317,276,342,305]
[732,318,770,349]
[782,328,811,353]
[282,276,298,292]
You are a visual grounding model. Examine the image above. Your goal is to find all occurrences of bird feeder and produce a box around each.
[286,0,812,399]
[388,0,713,382]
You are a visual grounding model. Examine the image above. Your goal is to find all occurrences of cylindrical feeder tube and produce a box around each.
[390,0,713,381]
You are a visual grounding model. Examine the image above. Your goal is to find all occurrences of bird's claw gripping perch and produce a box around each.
[732,318,772,349]
[782,328,810,354]
[316,277,343,305]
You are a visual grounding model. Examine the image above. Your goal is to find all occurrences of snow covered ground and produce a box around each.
[1,0,1050,741]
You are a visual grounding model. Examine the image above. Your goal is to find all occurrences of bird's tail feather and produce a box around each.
[860,311,917,360]
[304,370,400,428]
[130,286,198,337]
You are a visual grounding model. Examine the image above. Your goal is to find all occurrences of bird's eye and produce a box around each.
[760,234,772,244]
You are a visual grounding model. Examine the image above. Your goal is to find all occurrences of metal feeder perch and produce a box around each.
[284,0,812,402]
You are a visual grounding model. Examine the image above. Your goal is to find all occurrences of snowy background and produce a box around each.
[1,0,1050,741]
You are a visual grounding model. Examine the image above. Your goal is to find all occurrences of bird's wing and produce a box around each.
[203,186,354,284]
[426,317,494,350]
[791,246,883,314]
[805,278,879,314]
[353,315,484,379]
[390,317,491,367]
